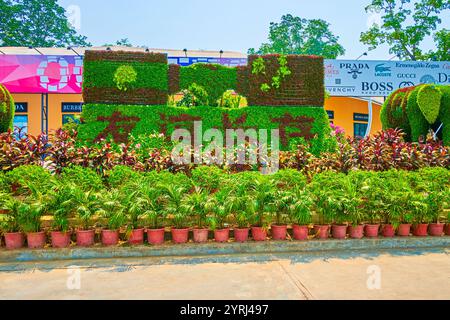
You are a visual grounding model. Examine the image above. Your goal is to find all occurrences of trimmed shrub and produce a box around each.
[6,165,55,195]
[407,87,431,142]
[83,51,168,105]
[59,166,104,191]
[0,84,15,133]
[417,85,442,124]
[78,104,335,154]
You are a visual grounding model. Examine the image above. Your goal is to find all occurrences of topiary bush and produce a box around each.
[382,84,450,146]
[0,84,15,133]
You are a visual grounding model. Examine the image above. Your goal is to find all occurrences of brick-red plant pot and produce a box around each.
[147,228,165,245]
[251,227,267,242]
[381,225,395,238]
[271,225,287,240]
[27,232,46,249]
[429,223,444,237]
[331,225,347,239]
[397,224,411,237]
[214,229,230,243]
[234,228,249,243]
[349,225,364,239]
[101,230,119,246]
[314,225,330,240]
[413,224,428,237]
[292,225,309,241]
[76,229,95,247]
[51,231,72,248]
[171,228,189,244]
[193,228,209,243]
[365,224,380,238]
[4,232,24,250]
[128,228,144,245]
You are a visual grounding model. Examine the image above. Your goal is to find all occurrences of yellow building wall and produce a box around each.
[11,93,42,136]
[324,97,383,137]
[48,94,83,133]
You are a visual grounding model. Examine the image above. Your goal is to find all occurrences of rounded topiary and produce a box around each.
[417,85,442,124]
[0,84,15,133]
[113,65,137,91]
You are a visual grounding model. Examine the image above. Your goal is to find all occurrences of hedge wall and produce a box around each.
[242,54,324,107]
[83,51,168,105]
[0,84,15,133]
[79,104,335,154]
[381,84,450,146]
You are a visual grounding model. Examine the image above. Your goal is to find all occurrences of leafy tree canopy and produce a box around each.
[360,0,450,61]
[248,14,346,59]
[103,38,134,47]
[0,0,90,47]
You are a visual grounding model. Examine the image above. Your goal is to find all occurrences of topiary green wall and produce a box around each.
[381,84,450,146]
[79,104,336,155]
[0,84,15,133]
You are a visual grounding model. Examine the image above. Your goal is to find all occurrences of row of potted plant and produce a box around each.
[1,168,449,249]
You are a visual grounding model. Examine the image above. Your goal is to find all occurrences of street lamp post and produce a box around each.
[356,52,368,60]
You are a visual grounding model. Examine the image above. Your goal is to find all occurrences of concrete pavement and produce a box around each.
[1,252,449,300]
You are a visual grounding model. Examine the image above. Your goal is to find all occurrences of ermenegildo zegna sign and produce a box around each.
[324,59,450,97]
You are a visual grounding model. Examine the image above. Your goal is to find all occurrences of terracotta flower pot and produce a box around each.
[271,225,287,241]
[331,225,347,240]
[349,225,364,239]
[171,228,189,244]
[397,224,411,237]
[413,224,428,237]
[128,228,145,245]
[193,228,209,243]
[4,232,24,250]
[446,224,450,236]
[381,224,395,238]
[27,232,46,249]
[429,223,444,237]
[76,229,95,247]
[214,228,230,243]
[292,225,309,241]
[147,228,165,245]
[251,227,267,242]
[234,228,249,243]
[314,225,330,239]
[101,229,119,246]
[365,224,380,238]
[51,231,72,248]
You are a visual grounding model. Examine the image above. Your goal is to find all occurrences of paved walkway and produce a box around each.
[0,252,449,300]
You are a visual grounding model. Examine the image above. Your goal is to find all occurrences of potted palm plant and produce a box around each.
[270,190,294,241]
[231,195,252,243]
[208,191,231,243]
[17,200,46,249]
[0,193,24,250]
[163,185,190,244]
[381,192,403,238]
[425,192,446,237]
[411,193,431,237]
[289,190,313,241]
[311,187,333,240]
[143,187,167,245]
[184,187,210,243]
[49,186,74,248]
[122,190,146,245]
[248,177,275,242]
[99,190,126,246]
[74,190,101,247]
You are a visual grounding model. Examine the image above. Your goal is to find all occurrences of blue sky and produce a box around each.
[58,0,449,60]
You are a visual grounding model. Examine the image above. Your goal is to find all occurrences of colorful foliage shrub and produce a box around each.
[0,84,15,133]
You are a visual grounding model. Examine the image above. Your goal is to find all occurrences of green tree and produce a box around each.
[0,0,90,47]
[248,14,345,59]
[360,0,450,61]
[103,38,134,47]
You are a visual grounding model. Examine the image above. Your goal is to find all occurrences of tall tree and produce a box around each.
[0,0,90,47]
[248,14,345,59]
[102,38,134,47]
[360,0,450,61]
